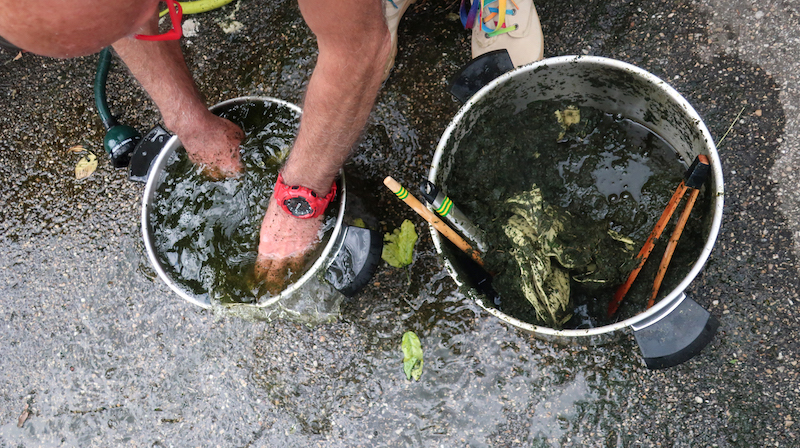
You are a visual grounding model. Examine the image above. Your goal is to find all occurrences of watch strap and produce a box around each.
[274,173,337,219]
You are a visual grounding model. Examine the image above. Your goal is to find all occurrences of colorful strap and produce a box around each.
[461,0,517,36]
[460,0,480,29]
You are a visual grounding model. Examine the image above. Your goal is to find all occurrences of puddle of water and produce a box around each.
[0,231,279,447]
[239,248,647,447]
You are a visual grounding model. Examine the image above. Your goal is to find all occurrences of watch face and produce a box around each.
[284,197,313,217]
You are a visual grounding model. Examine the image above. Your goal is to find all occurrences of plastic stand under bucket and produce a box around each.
[449,50,515,104]
[631,293,720,369]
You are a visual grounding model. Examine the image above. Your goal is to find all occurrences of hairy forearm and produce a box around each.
[112,14,244,178]
[281,0,391,195]
[111,15,208,133]
[281,47,388,193]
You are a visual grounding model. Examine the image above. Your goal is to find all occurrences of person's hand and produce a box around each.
[179,112,245,179]
[254,195,324,290]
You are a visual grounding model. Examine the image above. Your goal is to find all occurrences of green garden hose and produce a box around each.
[159,0,236,17]
[94,47,116,130]
[95,47,141,167]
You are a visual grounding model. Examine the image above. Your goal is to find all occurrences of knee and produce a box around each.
[319,24,392,83]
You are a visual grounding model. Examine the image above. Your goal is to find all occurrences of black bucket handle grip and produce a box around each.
[448,49,515,104]
[631,293,719,369]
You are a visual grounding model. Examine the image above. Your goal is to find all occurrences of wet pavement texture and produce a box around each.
[1,0,799,446]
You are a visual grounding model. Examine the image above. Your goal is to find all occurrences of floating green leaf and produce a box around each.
[382,219,417,268]
[555,105,580,140]
[401,331,423,381]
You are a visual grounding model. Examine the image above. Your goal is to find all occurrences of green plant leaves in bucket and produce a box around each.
[382,219,417,268]
[401,331,423,381]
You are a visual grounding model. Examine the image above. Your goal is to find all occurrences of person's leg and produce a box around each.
[0,34,21,52]
[382,0,544,81]
[0,0,159,58]
[383,0,416,79]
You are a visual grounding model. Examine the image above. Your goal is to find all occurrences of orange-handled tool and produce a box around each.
[607,155,710,317]
[646,186,702,308]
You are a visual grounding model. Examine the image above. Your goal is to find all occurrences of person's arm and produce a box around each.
[281,0,391,194]
[255,0,391,281]
[111,14,243,178]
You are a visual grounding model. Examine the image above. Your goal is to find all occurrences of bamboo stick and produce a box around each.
[384,176,484,267]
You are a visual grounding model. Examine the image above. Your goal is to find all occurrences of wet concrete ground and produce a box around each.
[1,0,799,446]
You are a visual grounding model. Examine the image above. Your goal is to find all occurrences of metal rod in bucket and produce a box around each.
[420,180,488,253]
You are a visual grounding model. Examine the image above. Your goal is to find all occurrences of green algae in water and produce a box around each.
[444,101,709,329]
[150,101,337,304]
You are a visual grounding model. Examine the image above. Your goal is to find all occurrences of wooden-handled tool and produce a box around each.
[384,176,502,305]
[420,180,488,253]
[384,176,484,267]
[607,155,710,317]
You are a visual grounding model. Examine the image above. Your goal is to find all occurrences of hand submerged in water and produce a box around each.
[177,112,327,293]
[181,113,245,179]
[254,196,324,291]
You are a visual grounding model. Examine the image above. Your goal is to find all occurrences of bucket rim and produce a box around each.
[140,96,347,309]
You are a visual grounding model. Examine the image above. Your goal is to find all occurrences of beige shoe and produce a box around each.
[383,0,416,79]
[468,0,544,67]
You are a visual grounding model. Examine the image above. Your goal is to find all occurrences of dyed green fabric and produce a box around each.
[502,186,635,328]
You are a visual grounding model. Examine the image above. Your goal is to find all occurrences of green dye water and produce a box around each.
[445,101,709,329]
[150,101,336,304]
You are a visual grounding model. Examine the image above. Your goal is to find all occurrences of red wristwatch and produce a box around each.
[273,173,337,219]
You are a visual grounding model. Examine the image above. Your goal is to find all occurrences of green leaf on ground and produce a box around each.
[382,219,417,268]
[401,331,423,381]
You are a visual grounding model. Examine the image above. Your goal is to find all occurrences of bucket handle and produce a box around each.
[630,292,719,369]
[448,49,515,104]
